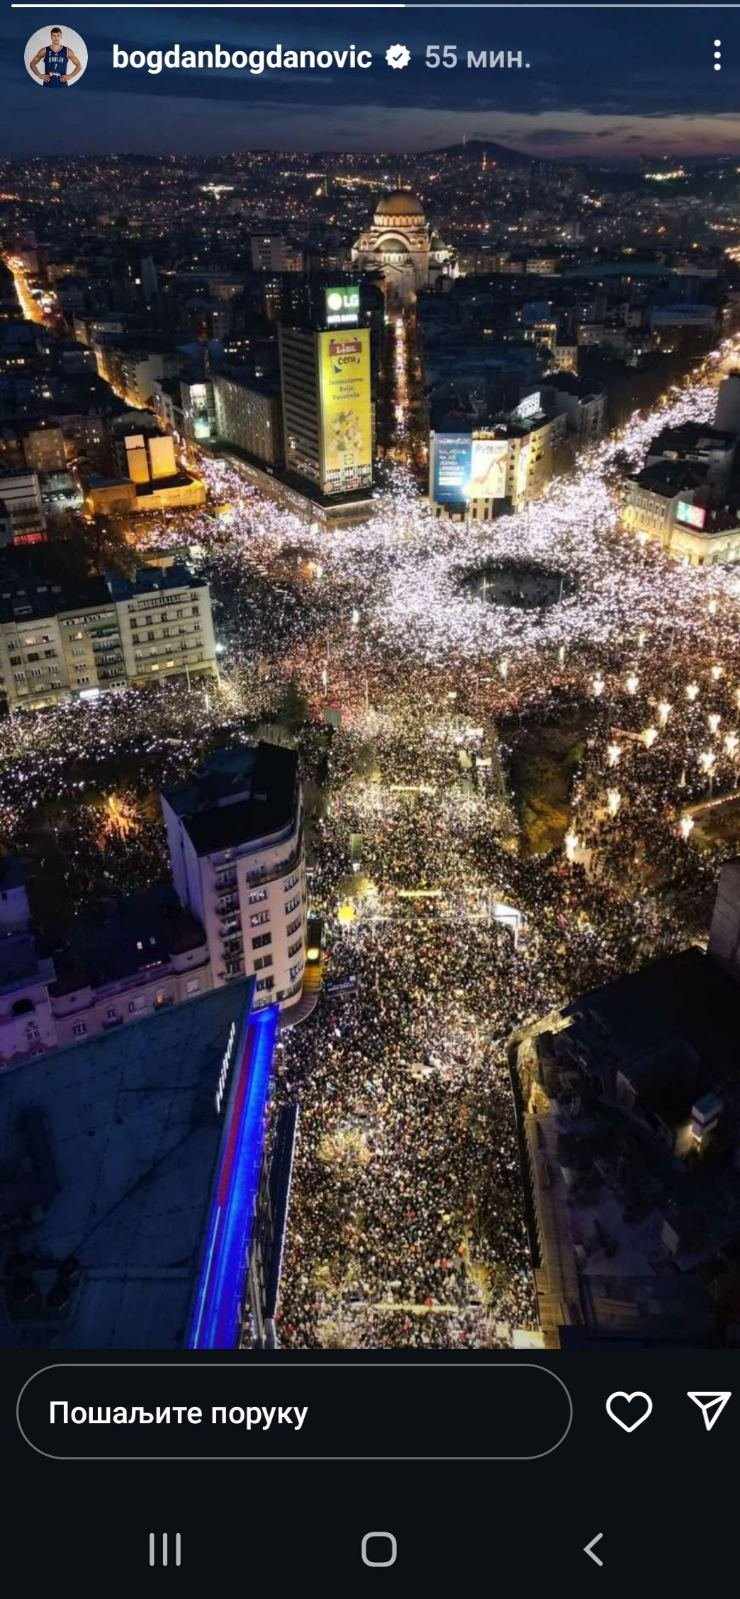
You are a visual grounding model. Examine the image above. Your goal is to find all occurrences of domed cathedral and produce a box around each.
[351,190,458,308]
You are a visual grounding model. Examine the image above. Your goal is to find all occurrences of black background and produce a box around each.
[3,1348,737,1592]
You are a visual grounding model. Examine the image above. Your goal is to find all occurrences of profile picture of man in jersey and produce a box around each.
[29,27,83,87]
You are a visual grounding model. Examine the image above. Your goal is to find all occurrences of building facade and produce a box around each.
[0,864,215,1072]
[22,426,67,474]
[49,888,213,1052]
[84,424,206,516]
[250,235,304,274]
[0,859,56,1067]
[278,321,373,500]
[429,411,568,521]
[108,564,219,690]
[0,560,218,712]
[622,465,740,566]
[162,743,307,1011]
[213,370,283,467]
[0,470,45,541]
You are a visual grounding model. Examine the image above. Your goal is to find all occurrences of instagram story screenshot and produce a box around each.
[0,0,739,1586]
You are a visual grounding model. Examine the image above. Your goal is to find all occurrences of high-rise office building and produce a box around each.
[278,285,373,502]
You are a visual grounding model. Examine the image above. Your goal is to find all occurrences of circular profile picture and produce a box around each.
[24,25,88,88]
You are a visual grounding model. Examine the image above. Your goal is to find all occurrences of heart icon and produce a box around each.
[605,1391,653,1433]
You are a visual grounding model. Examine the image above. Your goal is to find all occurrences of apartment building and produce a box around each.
[162,743,307,1011]
[250,235,305,274]
[92,342,171,409]
[429,410,568,522]
[622,466,740,566]
[213,369,283,468]
[0,867,213,1070]
[108,563,218,690]
[0,469,46,541]
[0,555,218,711]
[49,887,213,1052]
[22,426,68,474]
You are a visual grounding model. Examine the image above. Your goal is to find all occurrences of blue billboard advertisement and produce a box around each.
[433,432,472,504]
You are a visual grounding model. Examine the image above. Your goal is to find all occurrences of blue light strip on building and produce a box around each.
[188,1002,279,1349]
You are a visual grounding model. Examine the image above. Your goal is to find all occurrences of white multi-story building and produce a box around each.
[0,469,45,540]
[162,743,307,1010]
[0,559,218,712]
[108,563,218,690]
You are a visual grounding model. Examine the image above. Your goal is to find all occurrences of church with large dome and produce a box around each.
[351,190,457,308]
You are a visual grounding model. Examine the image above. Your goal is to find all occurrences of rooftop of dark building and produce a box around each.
[0,980,255,1348]
[649,421,737,455]
[48,885,207,998]
[104,562,202,599]
[164,742,299,856]
[632,461,709,497]
[0,544,111,624]
[565,946,740,1109]
[215,366,280,398]
[0,933,52,995]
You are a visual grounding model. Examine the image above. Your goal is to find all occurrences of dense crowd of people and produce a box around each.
[1,335,740,1345]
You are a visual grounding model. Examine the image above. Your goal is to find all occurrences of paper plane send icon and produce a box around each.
[687,1391,732,1432]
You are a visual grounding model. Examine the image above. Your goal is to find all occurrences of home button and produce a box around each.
[361,1531,398,1569]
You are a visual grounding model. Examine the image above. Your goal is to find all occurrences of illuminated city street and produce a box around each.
[1,295,739,1343]
[6,13,740,1584]
[3,46,740,1351]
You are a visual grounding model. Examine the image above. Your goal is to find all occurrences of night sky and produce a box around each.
[1,3,740,158]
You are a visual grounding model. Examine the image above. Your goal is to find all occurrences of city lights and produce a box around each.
[3,137,740,1360]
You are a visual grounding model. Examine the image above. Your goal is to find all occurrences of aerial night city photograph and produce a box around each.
[2,1,740,1361]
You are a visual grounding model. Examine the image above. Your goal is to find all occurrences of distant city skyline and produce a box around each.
[0,7,738,157]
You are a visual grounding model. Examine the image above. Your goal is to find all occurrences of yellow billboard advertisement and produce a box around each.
[319,327,372,482]
[468,437,510,500]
